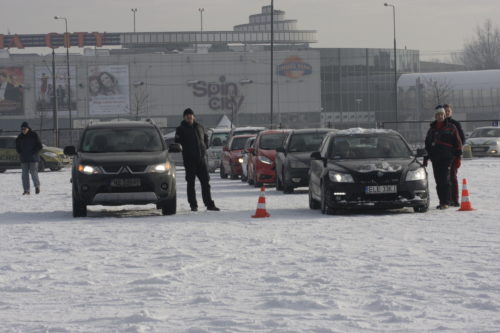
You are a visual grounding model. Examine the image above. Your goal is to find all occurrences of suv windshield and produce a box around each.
[328,135,412,159]
[210,132,229,147]
[288,132,327,152]
[470,128,500,138]
[259,133,288,150]
[80,127,164,153]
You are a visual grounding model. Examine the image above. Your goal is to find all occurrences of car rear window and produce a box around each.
[328,135,412,159]
[259,133,288,150]
[470,128,500,138]
[230,137,250,150]
[210,132,229,146]
[80,127,164,153]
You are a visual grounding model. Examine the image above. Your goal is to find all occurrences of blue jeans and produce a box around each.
[21,162,40,192]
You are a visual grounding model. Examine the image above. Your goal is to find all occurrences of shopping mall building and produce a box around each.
[1,5,421,140]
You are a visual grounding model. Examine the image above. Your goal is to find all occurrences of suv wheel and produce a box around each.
[276,173,283,191]
[321,183,334,215]
[72,186,87,217]
[38,159,46,172]
[309,188,320,209]
[220,163,228,179]
[161,193,177,215]
[413,197,429,213]
[283,181,294,194]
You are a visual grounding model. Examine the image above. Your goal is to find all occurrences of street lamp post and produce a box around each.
[384,3,398,128]
[270,0,274,129]
[54,16,72,130]
[51,48,58,146]
[131,8,138,33]
[197,8,204,53]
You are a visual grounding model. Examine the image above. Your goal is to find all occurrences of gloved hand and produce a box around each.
[423,158,428,167]
[454,157,461,169]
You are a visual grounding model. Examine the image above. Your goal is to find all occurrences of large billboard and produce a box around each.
[35,66,77,113]
[88,65,130,116]
[0,67,23,115]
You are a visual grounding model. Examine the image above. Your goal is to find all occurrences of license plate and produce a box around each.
[365,185,397,194]
[111,178,141,187]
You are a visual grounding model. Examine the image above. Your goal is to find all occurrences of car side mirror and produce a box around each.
[310,151,322,160]
[247,147,255,155]
[415,148,427,157]
[64,146,77,156]
[168,143,182,153]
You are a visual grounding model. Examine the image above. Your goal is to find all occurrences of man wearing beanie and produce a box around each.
[423,106,462,209]
[15,121,43,195]
[443,104,465,206]
[175,108,219,211]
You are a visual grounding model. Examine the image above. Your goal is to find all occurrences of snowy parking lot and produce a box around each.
[1,158,500,332]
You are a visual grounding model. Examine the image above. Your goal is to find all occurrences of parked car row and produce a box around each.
[217,127,431,214]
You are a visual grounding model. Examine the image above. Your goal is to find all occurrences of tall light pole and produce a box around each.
[384,3,398,128]
[54,16,72,130]
[131,8,138,33]
[198,8,204,53]
[355,98,362,127]
[51,48,58,146]
[270,0,274,129]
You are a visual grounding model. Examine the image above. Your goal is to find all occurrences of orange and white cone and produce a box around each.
[458,178,475,211]
[252,185,271,218]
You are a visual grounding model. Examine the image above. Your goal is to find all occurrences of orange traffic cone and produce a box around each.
[252,185,271,218]
[458,178,475,211]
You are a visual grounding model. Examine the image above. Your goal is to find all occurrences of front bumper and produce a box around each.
[284,167,309,188]
[256,161,276,183]
[325,179,428,210]
[74,171,175,206]
[469,145,500,157]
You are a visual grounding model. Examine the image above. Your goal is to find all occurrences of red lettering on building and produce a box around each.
[92,32,103,47]
[75,32,86,47]
[45,33,59,49]
[0,35,4,49]
[10,35,24,49]
[63,32,71,48]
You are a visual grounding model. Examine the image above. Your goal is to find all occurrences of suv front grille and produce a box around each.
[101,165,148,174]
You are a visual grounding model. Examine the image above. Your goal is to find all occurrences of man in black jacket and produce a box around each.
[175,108,219,211]
[15,121,43,195]
[443,104,465,206]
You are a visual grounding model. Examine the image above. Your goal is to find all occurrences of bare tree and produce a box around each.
[460,19,500,70]
[421,77,453,116]
[131,84,150,120]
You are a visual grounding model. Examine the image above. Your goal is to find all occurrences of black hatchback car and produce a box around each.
[64,121,181,217]
[308,129,429,214]
[275,128,335,193]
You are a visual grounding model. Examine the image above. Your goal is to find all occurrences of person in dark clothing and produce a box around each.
[443,104,465,206]
[424,107,463,209]
[15,121,43,195]
[175,108,219,212]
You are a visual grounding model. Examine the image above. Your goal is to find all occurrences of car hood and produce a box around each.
[258,149,277,161]
[78,151,169,165]
[42,146,64,154]
[467,137,499,145]
[329,158,416,173]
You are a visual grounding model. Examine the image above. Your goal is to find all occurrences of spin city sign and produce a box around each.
[0,32,116,49]
[188,76,245,112]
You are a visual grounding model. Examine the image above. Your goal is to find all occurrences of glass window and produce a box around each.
[328,134,412,159]
[288,132,329,152]
[259,133,288,149]
[470,128,500,138]
[231,137,250,150]
[210,132,229,146]
[80,128,164,153]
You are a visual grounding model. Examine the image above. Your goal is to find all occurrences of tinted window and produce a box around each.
[471,128,500,138]
[231,137,249,150]
[328,135,412,159]
[259,133,287,150]
[210,132,229,146]
[80,127,164,153]
[288,132,328,152]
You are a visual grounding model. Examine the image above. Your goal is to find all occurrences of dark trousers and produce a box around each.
[449,160,459,204]
[185,159,214,208]
[431,158,453,206]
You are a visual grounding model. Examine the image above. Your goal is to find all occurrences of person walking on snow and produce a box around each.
[423,107,462,210]
[443,104,465,207]
[175,108,220,212]
[15,121,43,195]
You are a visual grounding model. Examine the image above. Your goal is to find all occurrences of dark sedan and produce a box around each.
[308,129,429,214]
[275,128,335,193]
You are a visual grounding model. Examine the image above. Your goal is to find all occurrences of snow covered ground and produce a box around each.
[1,158,500,332]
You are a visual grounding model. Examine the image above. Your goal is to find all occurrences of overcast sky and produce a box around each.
[2,0,500,61]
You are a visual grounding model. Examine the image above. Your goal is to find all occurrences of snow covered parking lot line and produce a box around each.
[1,158,500,332]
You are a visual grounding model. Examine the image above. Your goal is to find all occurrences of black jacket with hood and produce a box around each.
[175,120,209,165]
[16,128,43,163]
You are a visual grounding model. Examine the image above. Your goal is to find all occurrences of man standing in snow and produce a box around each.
[443,104,465,207]
[15,121,43,195]
[175,108,219,212]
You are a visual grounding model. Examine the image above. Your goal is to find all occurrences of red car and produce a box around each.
[220,135,255,179]
[247,129,290,187]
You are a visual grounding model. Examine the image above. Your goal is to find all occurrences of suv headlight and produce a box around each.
[43,151,58,158]
[77,165,103,175]
[406,168,426,181]
[289,160,308,168]
[328,171,354,183]
[146,162,172,173]
[258,156,272,164]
